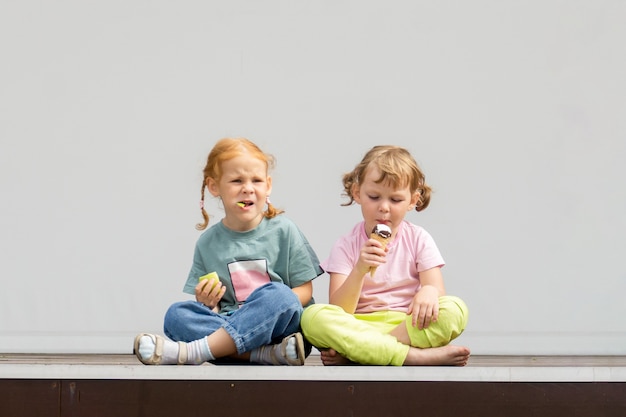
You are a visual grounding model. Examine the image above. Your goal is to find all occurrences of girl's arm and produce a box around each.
[329,236,388,313]
[328,267,370,314]
[419,266,446,295]
[409,266,447,329]
[291,280,313,307]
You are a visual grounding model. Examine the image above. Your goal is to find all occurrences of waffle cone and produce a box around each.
[369,233,390,277]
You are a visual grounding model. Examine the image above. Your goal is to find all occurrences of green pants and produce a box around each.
[301,296,468,366]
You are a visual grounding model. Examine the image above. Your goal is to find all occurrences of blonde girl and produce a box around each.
[301,145,470,366]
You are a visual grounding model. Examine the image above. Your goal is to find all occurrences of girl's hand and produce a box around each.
[195,278,226,311]
[407,285,440,330]
[356,238,389,275]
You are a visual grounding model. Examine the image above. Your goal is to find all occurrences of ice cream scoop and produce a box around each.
[369,224,392,277]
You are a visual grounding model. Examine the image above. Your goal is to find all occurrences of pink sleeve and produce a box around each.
[321,235,358,276]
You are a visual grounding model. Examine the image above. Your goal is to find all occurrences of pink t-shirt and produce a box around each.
[321,220,445,314]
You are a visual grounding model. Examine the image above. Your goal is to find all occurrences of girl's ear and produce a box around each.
[409,192,420,210]
[266,176,272,195]
[207,177,220,197]
[352,183,362,204]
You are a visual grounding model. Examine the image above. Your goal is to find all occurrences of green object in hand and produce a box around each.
[199,271,219,290]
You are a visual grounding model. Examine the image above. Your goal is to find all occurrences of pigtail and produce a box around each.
[195,181,210,230]
[415,182,432,212]
[340,170,357,206]
[263,196,284,219]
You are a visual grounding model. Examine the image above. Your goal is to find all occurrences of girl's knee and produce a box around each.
[406,296,469,348]
[163,301,196,340]
[301,304,321,330]
[302,304,342,320]
[164,301,192,323]
[249,282,301,310]
[439,295,469,331]
[302,303,326,318]
[301,304,343,334]
[258,281,298,300]
[301,304,342,348]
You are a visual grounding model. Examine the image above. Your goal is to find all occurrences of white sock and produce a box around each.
[285,337,297,359]
[139,335,215,365]
[250,335,298,365]
[187,338,215,364]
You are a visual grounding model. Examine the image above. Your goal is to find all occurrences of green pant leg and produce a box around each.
[301,304,409,366]
[407,295,469,348]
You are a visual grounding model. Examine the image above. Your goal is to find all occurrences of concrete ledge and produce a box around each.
[2,354,626,382]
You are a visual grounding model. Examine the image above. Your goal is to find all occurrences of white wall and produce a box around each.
[1,1,624,355]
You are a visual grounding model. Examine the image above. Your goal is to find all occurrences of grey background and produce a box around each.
[1,1,624,354]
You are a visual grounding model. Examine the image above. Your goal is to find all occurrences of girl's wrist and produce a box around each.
[419,284,439,295]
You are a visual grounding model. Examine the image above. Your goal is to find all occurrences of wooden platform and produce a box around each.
[2,354,625,416]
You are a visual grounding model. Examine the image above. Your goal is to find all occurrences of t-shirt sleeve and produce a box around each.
[285,223,324,288]
[182,243,206,295]
[320,235,356,277]
[414,228,445,272]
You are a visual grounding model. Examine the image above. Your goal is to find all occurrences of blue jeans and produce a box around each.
[164,282,303,354]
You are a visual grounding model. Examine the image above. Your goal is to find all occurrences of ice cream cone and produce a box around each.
[369,224,391,277]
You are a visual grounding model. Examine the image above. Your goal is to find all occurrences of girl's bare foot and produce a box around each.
[319,345,470,366]
[403,345,470,366]
[320,349,354,366]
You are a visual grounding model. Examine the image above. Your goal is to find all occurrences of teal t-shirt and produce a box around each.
[183,215,323,313]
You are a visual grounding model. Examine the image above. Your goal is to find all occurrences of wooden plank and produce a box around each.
[0,380,60,417]
[55,379,626,417]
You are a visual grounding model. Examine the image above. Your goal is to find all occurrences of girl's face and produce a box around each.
[207,152,272,232]
[353,166,418,238]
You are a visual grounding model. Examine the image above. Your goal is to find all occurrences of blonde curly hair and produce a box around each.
[341,145,432,212]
